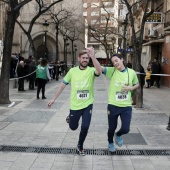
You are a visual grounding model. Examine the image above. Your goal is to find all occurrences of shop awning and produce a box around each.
[95,50,107,58]
[142,39,164,46]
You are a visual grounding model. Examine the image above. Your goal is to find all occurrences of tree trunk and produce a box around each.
[135,86,143,108]
[0,10,18,104]
[56,25,59,62]
[28,34,37,61]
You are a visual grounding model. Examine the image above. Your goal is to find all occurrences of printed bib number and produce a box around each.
[77,90,89,100]
[116,91,128,101]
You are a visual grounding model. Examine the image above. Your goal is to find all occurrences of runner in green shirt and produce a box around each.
[48,47,101,156]
[102,53,139,152]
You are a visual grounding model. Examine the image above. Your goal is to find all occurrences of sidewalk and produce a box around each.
[0,75,170,170]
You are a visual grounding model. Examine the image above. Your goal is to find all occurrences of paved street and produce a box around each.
[0,75,170,170]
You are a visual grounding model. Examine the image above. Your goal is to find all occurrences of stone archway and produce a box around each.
[37,44,48,59]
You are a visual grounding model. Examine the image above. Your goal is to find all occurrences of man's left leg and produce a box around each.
[115,107,132,147]
[77,104,93,155]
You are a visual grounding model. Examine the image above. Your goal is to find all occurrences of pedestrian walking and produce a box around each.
[48,47,102,156]
[36,58,52,99]
[101,53,139,152]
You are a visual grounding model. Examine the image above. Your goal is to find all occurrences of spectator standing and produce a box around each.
[28,60,36,90]
[36,58,52,99]
[17,61,26,91]
[151,58,161,88]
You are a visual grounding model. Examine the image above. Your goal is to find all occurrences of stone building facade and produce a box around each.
[1,0,84,66]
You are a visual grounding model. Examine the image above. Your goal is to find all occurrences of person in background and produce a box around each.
[36,58,52,99]
[47,47,102,156]
[28,60,36,90]
[151,58,161,88]
[17,61,26,91]
[145,68,152,88]
[101,53,139,152]
[126,61,132,69]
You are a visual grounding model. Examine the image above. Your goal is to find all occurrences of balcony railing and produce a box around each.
[164,10,170,29]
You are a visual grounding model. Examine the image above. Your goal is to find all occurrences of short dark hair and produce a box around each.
[111,53,123,60]
[111,53,126,67]
[79,50,88,57]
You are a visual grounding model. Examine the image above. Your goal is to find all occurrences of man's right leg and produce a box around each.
[78,104,93,148]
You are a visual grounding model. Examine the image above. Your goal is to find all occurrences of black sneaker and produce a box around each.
[77,145,85,156]
[66,115,70,123]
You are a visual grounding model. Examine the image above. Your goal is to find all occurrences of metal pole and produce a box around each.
[45,32,47,58]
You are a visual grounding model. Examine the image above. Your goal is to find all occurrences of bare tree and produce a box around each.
[49,5,73,62]
[60,17,84,66]
[121,0,159,107]
[16,0,63,61]
[0,0,32,104]
[87,2,117,66]
[0,0,63,104]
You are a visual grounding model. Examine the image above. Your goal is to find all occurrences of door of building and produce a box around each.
[37,44,48,59]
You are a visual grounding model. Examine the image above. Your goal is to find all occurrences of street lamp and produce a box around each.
[74,44,77,66]
[42,20,49,58]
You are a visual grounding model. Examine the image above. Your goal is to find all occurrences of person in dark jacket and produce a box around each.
[151,58,161,88]
[17,61,26,91]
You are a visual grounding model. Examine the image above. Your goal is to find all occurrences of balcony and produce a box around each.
[164,10,170,31]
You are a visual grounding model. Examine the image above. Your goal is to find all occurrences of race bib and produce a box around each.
[116,91,128,101]
[77,90,89,100]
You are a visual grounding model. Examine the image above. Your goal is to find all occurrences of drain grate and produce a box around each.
[0,145,170,156]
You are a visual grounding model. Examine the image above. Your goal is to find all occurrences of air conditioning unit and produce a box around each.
[148,29,158,37]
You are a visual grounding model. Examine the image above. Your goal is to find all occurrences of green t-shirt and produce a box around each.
[36,65,47,80]
[104,67,138,107]
[63,66,97,110]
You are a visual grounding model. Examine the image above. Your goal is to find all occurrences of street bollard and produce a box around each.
[166,116,170,131]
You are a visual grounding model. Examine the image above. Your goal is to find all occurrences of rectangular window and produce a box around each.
[91,3,99,8]
[101,16,106,23]
[90,37,97,41]
[91,11,99,16]
[91,20,99,25]
[83,12,87,17]
[83,3,87,8]
[101,8,113,14]
[103,2,112,6]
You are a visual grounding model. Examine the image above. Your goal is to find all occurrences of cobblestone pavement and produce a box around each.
[0,75,170,170]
